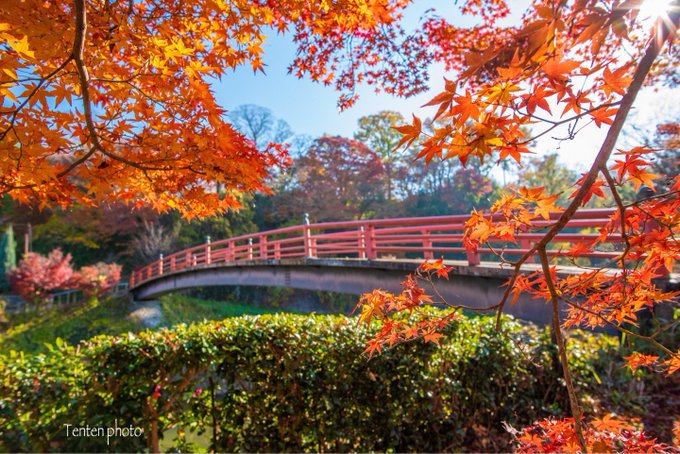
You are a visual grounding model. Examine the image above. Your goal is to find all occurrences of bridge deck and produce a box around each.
[131,209,634,289]
[129,210,676,324]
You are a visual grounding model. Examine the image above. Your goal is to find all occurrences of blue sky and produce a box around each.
[211,1,679,175]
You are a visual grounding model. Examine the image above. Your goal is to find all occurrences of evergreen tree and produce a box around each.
[0,224,17,291]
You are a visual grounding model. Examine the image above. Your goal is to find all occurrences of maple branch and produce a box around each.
[632,201,679,232]
[511,10,679,274]
[71,0,174,175]
[559,296,675,357]
[424,274,502,312]
[538,247,587,452]
[516,101,622,146]
[484,242,519,266]
[517,100,621,126]
[57,145,98,178]
[494,266,521,330]
[121,80,187,123]
[624,189,680,207]
[72,0,106,155]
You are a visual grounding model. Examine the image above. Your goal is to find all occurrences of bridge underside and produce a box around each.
[131,258,560,324]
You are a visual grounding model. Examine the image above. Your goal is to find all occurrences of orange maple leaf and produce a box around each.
[602,66,632,96]
[423,78,457,121]
[364,339,383,358]
[592,414,632,433]
[394,115,422,150]
[522,85,553,115]
[662,355,680,376]
[499,144,531,164]
[450,91,481,126]
[623,352,659,373]
[590,106,618,127]
[540,56,581,81]
[423,331,445,345]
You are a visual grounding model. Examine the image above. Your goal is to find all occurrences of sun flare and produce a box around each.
[636,0,676,24]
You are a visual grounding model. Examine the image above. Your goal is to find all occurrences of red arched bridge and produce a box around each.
[129,209,641,324]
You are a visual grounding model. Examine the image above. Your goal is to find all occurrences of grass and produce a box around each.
[0,293,284,355]
[0,296,138,355]
[158,293,281,326]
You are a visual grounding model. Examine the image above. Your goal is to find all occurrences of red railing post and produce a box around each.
[365,225,377,260]
[260,234,268,259]
[185,250,191,268]
[228,240,235,262]
[303,214,316,258]
[359,226,367,259]
[274,242,281,259]
[170,255,176,272]
[466,249,480,266]
[303,226,311,257]
[422,229,433,260]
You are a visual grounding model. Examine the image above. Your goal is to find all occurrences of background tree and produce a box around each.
[291,136,385,222]
[229,104,294,151]
[0,224,16,291]
[652,121,680,188]
[32,203,150,269]
[403,165,496,216]
[77,262,121,297]
[354,111,409,201]
[172,196,259,249]
[131,219,177,264]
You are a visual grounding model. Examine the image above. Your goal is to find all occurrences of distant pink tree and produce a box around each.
[9,249,78,306]
[77,262,122,297]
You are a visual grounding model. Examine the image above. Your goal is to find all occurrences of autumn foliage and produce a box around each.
[9,249,78,305]
[0,0,415,218]
[515,416,677,453]
[8,249,121,304]
[77,261,121,297]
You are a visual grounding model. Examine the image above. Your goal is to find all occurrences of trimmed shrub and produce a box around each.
[0,312,612,452]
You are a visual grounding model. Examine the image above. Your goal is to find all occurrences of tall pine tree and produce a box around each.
[0,225,17,291]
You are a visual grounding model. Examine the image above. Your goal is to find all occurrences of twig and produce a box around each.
[559,296,675,357]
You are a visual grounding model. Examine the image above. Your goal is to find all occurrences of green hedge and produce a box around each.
[0,312,609,452]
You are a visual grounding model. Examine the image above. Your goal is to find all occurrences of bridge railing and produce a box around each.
[130,209,621,288]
